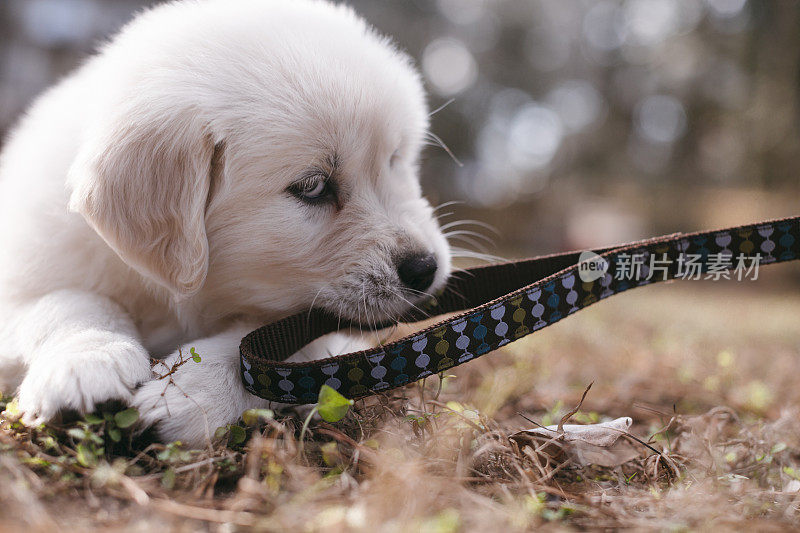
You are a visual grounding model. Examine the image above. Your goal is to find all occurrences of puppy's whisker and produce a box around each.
[450,248,501,259]
[428,98,455,117]
[356,300,366,346]
[423,130,463,167]
[306,287,325,329]
[446,234,490,253]
[336,299,344,335]
[403,287,433,298]
[443,229,496,246]
[442,284,468,304]
[367,297,384,348]
[359,283,383,348]
[432,200,464,214]
[359,283,369,334]
[439,219,499,235]
[450,248,504,263]
[390,289,430,320]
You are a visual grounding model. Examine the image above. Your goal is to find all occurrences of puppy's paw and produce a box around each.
[133,378,212,447]
[133,354,248,447]
[17,333,152,427]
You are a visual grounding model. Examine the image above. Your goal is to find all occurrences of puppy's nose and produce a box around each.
[396,252,438,293]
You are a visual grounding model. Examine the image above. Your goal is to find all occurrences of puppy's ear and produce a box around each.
[68,110,214,298]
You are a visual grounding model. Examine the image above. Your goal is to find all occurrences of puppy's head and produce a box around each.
[68,0,450,326]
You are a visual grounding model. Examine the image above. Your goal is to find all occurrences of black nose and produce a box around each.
[396,253,438,293]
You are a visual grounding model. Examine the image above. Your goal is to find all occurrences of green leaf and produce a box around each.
[113,408,139,429]
[2,398,19,417]
[161,467,176,489]
[76,444,96,467]
[190,347,201,363]
[229,425,247,445]
[84,413,104,425]
[214,426,228,440]
[321,441,339,466]
[66,428,86,441]
[242,408,274,426]
[317,385,353,423]
[108,428,121,442]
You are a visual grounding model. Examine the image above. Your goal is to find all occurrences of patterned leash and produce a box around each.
[240,215,800,404]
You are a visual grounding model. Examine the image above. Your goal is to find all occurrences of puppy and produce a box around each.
[0,0,450,445]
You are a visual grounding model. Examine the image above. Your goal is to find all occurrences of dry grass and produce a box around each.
[2,279,800,532]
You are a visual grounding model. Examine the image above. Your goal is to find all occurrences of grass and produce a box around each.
[1,280,800,531]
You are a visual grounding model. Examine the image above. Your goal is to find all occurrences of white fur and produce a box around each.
[0,0,450,445]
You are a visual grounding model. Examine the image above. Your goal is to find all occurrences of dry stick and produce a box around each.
[646,416,677,446]
[633,403,673,417]
[434,373,445,401]
[558,381,593,433]
[516,411,549,430]
[602,426,681,480]
[136,456,232,482]
[150,498,258,527]
[118,474,150,505]
[152,347,193,381]
[315,426,379,463]
[520,444,550,480]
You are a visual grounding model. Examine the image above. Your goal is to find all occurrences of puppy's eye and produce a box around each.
[303,180,327,199]
[288,175,336,204]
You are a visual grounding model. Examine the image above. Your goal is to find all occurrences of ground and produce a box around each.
[1,271,799,532]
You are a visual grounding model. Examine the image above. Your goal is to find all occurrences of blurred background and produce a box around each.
[1,0,798,257]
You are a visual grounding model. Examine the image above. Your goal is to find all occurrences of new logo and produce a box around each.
[577,250,609,282]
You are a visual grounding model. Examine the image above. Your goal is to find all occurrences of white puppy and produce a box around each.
[0,0,450,445]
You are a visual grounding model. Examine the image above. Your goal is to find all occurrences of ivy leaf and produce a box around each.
[108,428,122,442]
[242,408,274,426]
[317,385,353,423]
[66,428,86,441]
[229,425,247,445]
[190,347,201,363]
[320,441,339,466]
[113,408,139,429]
[76,444,96,467]
[84,413,104,425]
[2,398,19,417]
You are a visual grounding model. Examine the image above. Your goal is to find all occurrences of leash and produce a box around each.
[240,215,800,404]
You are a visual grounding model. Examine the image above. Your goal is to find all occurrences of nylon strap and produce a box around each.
[240,215,800,404]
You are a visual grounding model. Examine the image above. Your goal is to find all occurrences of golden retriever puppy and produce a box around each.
[0,0,450,445]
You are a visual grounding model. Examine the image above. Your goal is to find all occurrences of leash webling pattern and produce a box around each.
[239,215,800,404]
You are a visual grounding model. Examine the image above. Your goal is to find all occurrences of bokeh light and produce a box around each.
[634,94,687,144]
[422,37,478,97]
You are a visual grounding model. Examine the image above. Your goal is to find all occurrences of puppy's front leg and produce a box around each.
[9,290,152,425]
[134,326,371,447]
